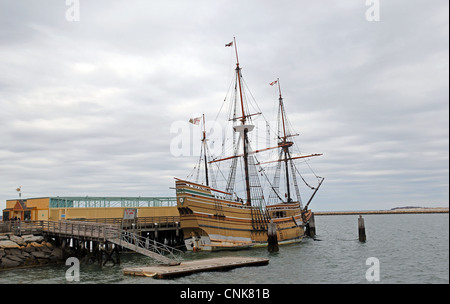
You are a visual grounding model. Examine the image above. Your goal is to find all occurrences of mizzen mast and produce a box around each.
[277,78,294,202]
[270,78,324,206]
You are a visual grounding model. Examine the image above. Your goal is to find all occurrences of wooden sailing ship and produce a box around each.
[175,39,324,251]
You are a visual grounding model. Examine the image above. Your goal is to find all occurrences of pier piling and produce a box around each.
[267,220,279,252]
[358,215,366,242]
[306,212,316,238]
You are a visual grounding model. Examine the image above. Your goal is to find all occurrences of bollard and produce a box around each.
[358,215,366,242]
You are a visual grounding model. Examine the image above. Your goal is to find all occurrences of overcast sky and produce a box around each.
[0,0,448,211]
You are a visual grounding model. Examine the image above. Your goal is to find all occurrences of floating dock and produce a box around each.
[123,256,269,279]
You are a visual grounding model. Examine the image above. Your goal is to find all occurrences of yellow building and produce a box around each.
[2,196,178,221]
[3,197,49,221]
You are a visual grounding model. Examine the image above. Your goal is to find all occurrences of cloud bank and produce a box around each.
[0,0,448,211]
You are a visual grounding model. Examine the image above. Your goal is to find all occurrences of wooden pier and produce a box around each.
[5,220,184,265]
[123,256,270,279]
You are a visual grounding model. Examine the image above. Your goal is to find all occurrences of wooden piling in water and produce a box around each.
[98,244,103,267]
[306,212,316,238]
[358,215,366,242]
[267,220,279,252]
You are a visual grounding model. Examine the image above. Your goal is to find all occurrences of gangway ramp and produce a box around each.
[108,231,183,266]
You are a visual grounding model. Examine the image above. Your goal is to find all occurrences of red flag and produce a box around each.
[225,41,233,47]
[269,80,278,86]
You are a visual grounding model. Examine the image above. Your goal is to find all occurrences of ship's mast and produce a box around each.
[202,114,209,187]
[234,38,246,125]
[277,79,293,202]
[233,37,252,206]
[272,79,324,207]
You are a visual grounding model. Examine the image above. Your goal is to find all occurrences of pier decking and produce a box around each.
[123,256,270,279]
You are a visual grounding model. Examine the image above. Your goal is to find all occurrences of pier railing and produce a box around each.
[3,216,181,235]
[7,220,121,241]
[67,216,181,231]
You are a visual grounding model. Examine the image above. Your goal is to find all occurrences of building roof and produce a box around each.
[5,196,177,208]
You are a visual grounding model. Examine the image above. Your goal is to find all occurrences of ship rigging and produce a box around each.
[176,38,324,251]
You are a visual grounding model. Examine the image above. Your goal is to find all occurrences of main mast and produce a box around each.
[233,37,252,206]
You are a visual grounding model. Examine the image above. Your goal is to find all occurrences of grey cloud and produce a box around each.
[0,0,448,211]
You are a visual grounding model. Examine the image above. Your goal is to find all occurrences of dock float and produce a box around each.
[123,256,269,279]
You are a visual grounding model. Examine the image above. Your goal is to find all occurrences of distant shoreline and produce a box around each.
[314,208,449,216]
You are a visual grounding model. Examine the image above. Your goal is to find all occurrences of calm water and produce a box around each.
[1,213,448,284]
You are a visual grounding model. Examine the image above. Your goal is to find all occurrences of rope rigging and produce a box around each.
[187,47,323,206]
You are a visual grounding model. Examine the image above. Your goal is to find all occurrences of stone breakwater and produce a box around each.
[0,234,64,269]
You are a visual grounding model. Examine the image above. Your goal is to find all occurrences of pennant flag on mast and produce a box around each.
[189,117,201,125]
[269,80,278,86]
[225,41,233,47]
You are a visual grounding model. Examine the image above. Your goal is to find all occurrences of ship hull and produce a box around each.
[176,179,305,251]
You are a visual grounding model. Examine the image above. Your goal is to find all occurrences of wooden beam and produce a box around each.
[257,153,323,165]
